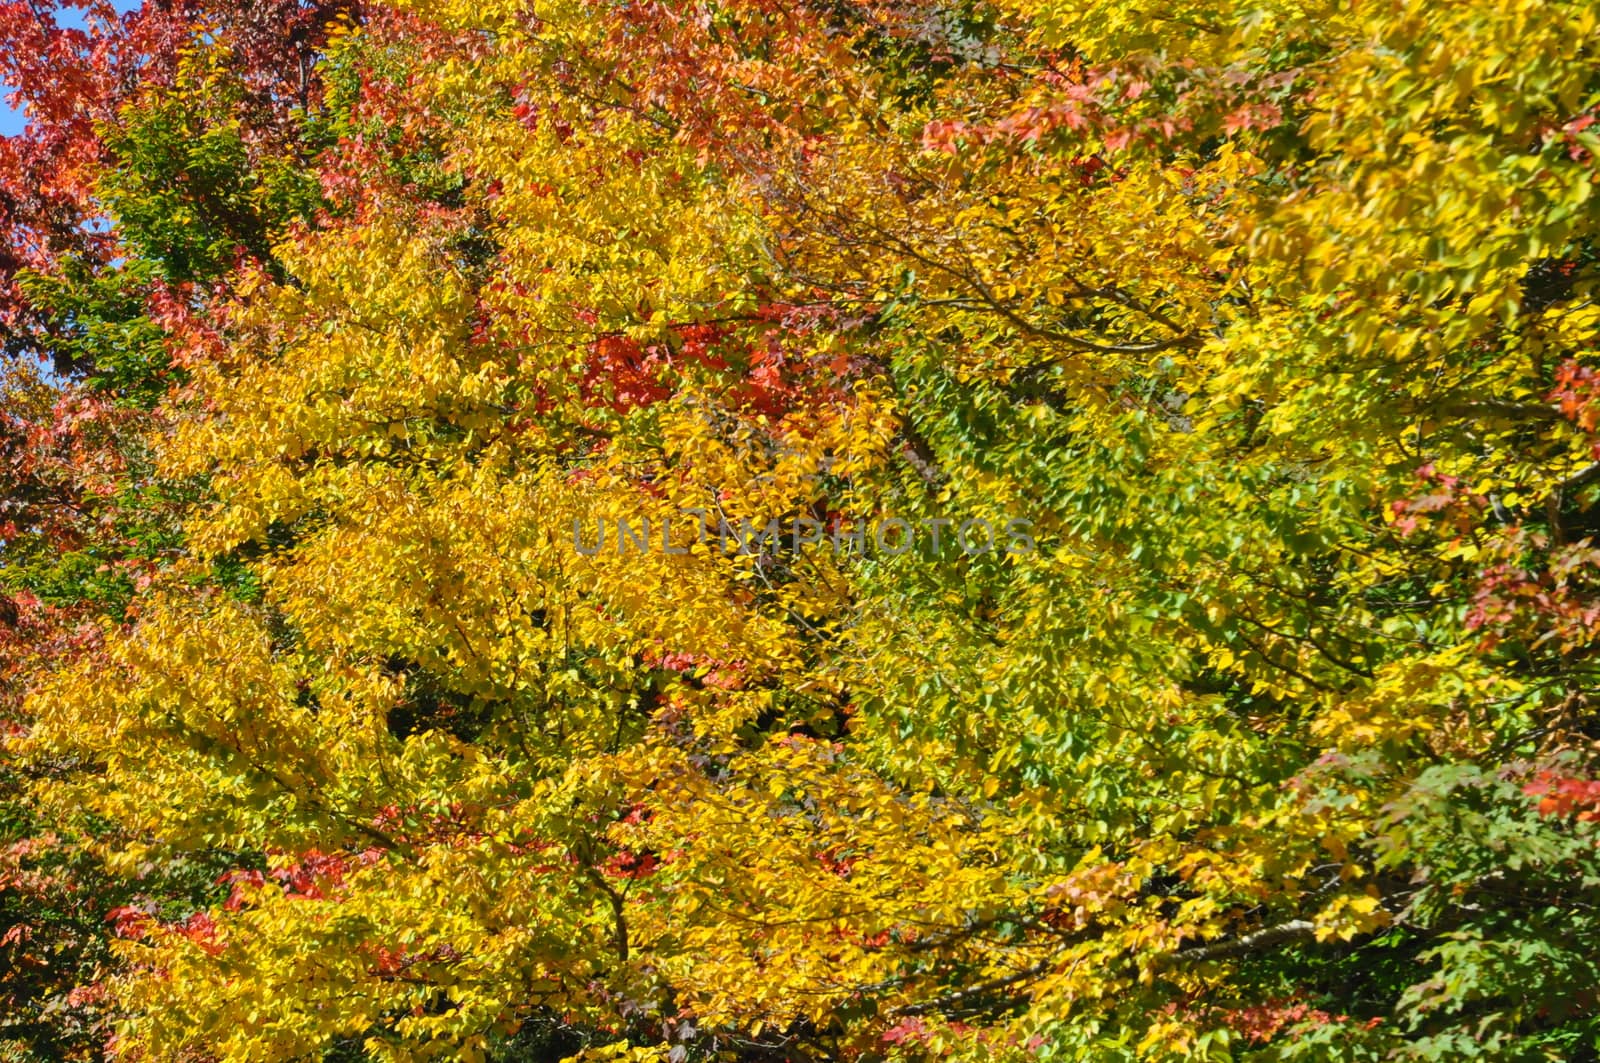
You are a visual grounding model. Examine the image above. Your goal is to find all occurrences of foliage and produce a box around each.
[2,0,1599,1060]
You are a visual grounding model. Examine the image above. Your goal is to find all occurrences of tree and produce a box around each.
[1,2,355,1057]
[8,0,1600,1059]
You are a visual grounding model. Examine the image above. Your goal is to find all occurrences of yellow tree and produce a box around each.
[16,0,1600,1060]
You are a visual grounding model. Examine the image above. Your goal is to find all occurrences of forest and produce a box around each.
[1,0,1598,1060]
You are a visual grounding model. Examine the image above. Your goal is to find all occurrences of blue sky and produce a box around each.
[1,1,142,137]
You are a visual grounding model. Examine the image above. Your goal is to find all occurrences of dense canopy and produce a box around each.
[2,0,1599,1060]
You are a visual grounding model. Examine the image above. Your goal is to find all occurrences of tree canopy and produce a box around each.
[2,1,1599,1060]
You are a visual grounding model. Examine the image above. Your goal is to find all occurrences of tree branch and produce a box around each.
[1172,919,1316,963]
